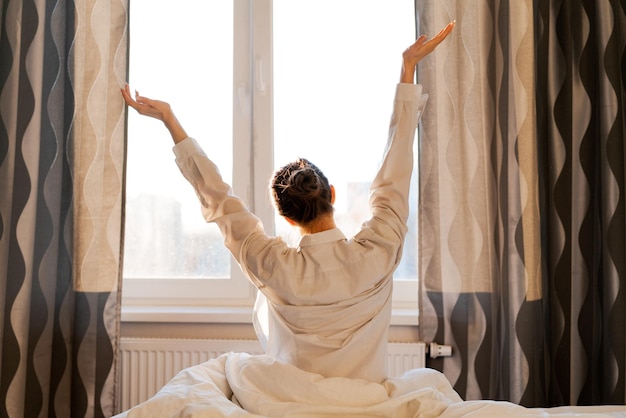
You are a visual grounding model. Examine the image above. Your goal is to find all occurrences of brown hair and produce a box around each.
[271,158,333,225]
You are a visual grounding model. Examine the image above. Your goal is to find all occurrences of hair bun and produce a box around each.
[271,158,333,225]
[288,168,321,199]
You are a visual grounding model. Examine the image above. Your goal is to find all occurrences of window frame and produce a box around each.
[121,0,419,326]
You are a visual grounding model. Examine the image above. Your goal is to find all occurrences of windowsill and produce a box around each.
[121,305,255,324]
[121,305,419,326]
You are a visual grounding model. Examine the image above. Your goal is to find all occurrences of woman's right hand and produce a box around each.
[401,20,456,83]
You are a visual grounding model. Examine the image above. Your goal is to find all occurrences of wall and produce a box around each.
[121,322,420,343]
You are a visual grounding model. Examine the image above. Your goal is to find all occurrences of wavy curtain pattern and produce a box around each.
[535,0,626,405]
[0,0,127,416]
[416,0,626,407]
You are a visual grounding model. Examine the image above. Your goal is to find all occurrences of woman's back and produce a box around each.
[121,21,455,383]
[172,83,428,382]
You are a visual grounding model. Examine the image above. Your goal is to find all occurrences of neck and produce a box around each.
[299,215,336,235]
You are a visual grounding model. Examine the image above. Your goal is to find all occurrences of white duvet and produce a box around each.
[115,352,626,418]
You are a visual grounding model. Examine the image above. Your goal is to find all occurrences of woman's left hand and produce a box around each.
[120,83,189,144]
[120,83,173,122]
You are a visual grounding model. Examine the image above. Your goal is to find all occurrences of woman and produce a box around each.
[121,21,455,383]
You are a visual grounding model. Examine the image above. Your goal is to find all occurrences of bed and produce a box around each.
[114,352,626,417]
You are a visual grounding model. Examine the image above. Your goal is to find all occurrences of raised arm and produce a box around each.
[400,20,456,83]
[120,83,189,144]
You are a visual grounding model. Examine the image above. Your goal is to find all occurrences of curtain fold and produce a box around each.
[0,0,127,416]
[535,0,626,405]
[72,0,128,293]
[416,0,626,407]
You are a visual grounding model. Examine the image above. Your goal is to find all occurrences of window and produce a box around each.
[123,0,418,322]
[123,1,257,316]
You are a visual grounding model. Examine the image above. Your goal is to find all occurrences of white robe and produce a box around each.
[173,83,428,383]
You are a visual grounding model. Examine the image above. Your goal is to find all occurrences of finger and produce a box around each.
[439,20,455,34]
[412,21,453,51]
[124,84,136,102]
[121,84,137,106]
[414,34,428,46]
[424,22,455,49]
[404,35,427,56]
[134,89,151,105]
[121,90,147,115]
[121,88,135,106]
[434,20,455,40]
[134,92,157,107]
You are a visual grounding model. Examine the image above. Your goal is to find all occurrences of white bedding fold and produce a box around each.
[115,353,626,418]
[226,352,458,417]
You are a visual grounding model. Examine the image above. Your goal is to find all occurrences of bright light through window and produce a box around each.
[124,0,233,279]
[273,1,418,279]
[123,1,419,307]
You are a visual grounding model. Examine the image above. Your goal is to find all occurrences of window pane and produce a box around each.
[273,1,418,279]
[124,0,233,278]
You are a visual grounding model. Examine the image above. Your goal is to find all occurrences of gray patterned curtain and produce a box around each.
[0,0,127,416]
[416,0,544,405]
[416,0,626,407]
[535,0,626,406]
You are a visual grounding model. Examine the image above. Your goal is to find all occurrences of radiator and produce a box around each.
[117,338,426,412]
